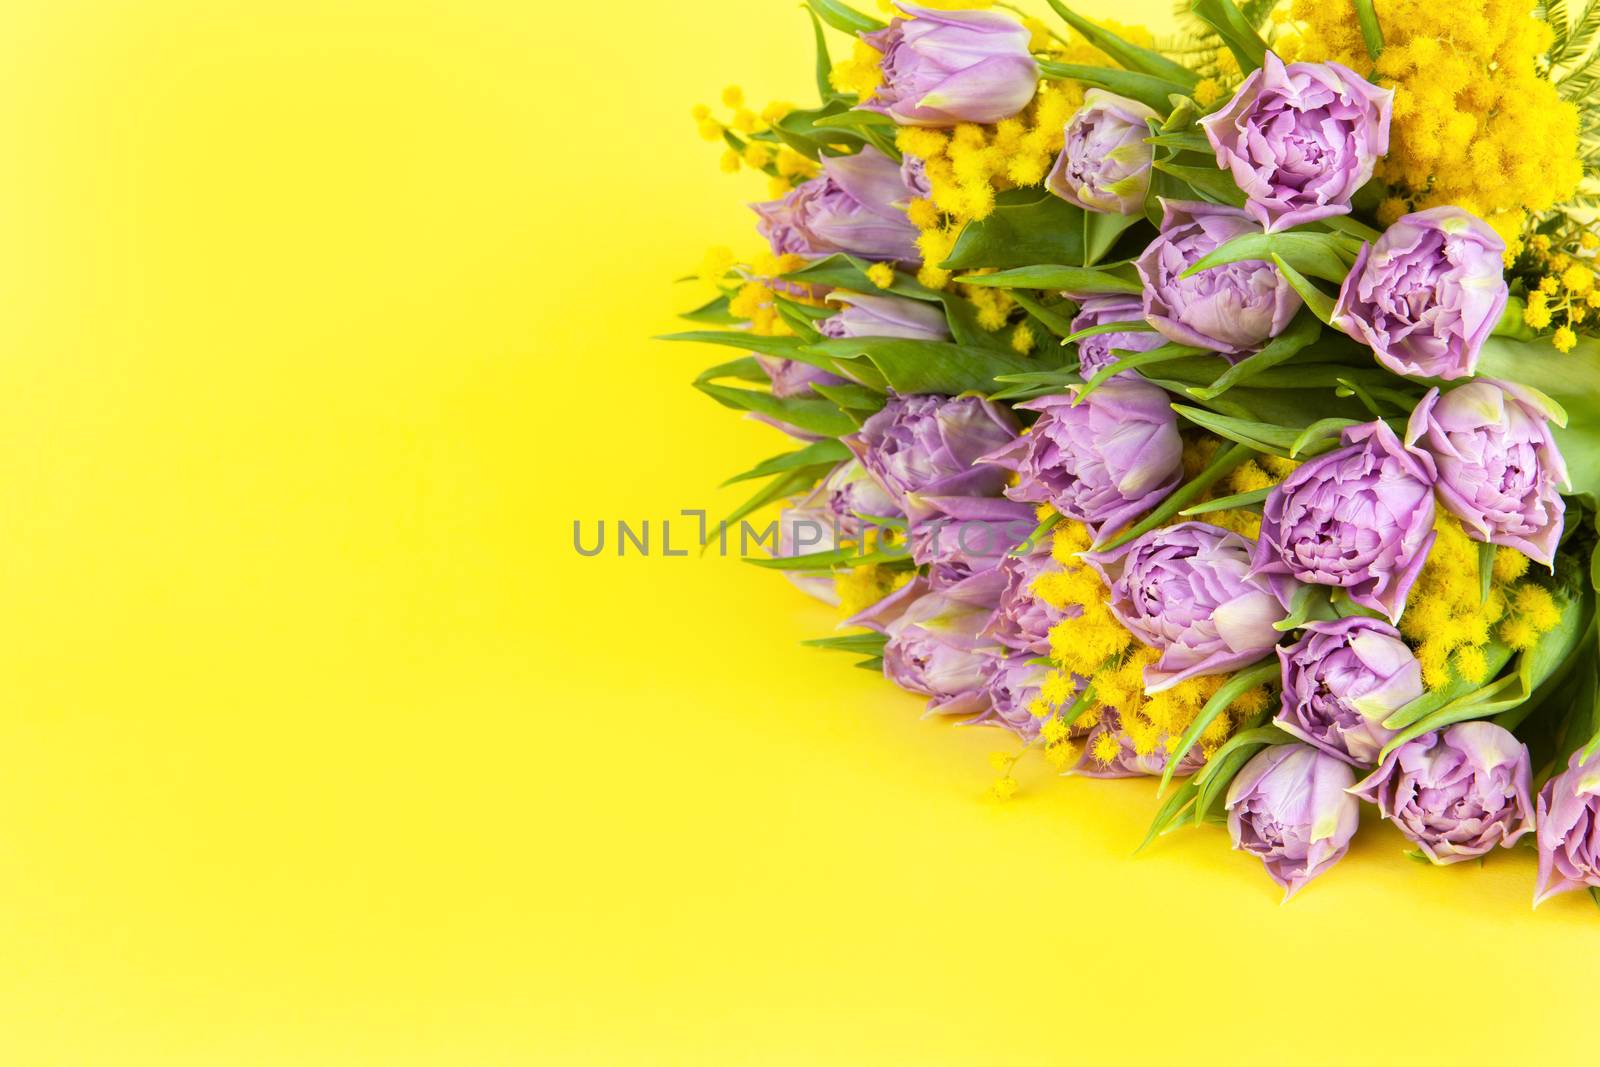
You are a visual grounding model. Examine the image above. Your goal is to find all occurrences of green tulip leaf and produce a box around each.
[941,188,1087,270]
[1036,60,1187,113]
[1042,0,1201,85]
[721,438,852,487]
[954,264,1143,295]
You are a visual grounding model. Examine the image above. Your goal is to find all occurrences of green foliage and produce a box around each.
[942,188,1087,270]
[1182,231,1358,285]
[1036,60,1188,113]
[780,255,1014,351]
[1188,0,1268,72]
[954,265,1142,295]
[1043,0,1200,86]
[803,0,883,35]
[803,336,1061,396]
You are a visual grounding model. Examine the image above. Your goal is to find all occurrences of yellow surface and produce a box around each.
[0,2,1595,1064]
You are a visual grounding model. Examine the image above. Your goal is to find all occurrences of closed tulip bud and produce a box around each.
[755,355,846,400]
[1251,421,1436,624]
[1332,207,1508,380]
[1199,55,1392,232]
[1227,743,1359,898]
[1275,618,1422,766]
[980,382,1183,537]
[1135,200,1302,356]
[1092,522,1287,693]
[752,146,921,262]
[881,571,1003,717]
[819,292,950,341]
[846,393,1019,520]
[1351,723,1533,864]
[1047,90,1160,216]
[1405,380,1568,567]
[1066,294,1165,380]
[1534,747,1600,905]
[861,4,1038,127]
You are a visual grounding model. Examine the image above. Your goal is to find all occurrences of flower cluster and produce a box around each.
[675,0,1600,908]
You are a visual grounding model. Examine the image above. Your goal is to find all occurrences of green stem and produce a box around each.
[1352,0,1384,62]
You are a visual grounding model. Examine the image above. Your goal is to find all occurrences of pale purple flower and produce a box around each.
[1047,89,1160,215]
[846,393,1019,520]
[1091,521,1287,693]
[1405,380,1568,566]
[1227,743,1359,898]
[974,652,1052,740]
[752,146,921,262]
[846,572,928,633]
[1135,199,1301,356]
[1068,294,1165,380]
[1352,722,1533,864]
[822,458,903,537]
[1535,747,1600,905]
[1332,207,1508,380]
[1199,54,1392,232]
[980,383,1183,536]
[984,550,1070,658]
[909,495,1038,588]
[880,569,1003,717]
[861,3,1038,127]
[900,153,932,200]
[1251,421,1436,624]
[819,292,949,341]
[1275,618,1421,766]
[756,356,846,399]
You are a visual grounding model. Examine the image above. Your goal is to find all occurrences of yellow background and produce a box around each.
[0,1,1594,1063]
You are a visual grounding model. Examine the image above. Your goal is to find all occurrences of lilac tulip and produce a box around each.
[756,356,846,400]
[822,458,903,538]
[1535,747,1600,905]
[846,393,1019,520]
[1352,723,1534,864]
[1275,618,1422,766]
[819,292,950,341]
[1091,522,1287,693]
[900,153,932,200]
[752,146,921,262]
[1199,54,1392,232]
[1068,294,1165,380]
[880,570,1003,717]
[1405,380,1568,566]
[1227,743,1359,898]
[909,494,1037,588]
[1135,200,1302,356]
[846,572,928,633]
[1251,421,1436,624]
[984,550,1071,658]
[1047,89,1160,215]
[1332,207,1508,380]
[980,383,1183,536]
[861,4,1038,127]
[974,652,1052,740]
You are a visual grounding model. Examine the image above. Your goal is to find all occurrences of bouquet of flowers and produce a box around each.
[666,0,1600,903]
